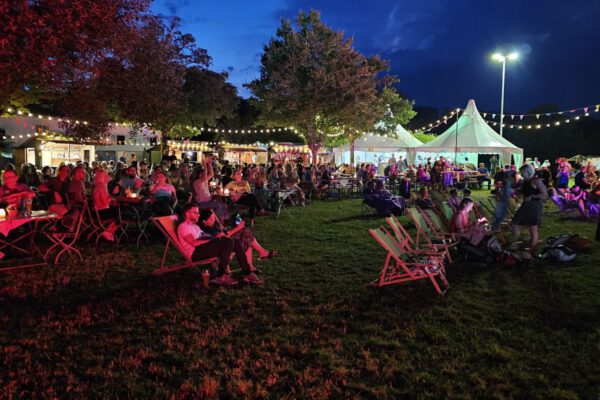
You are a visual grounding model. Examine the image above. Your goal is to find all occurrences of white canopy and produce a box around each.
[414,99,523,167]
[334,125,422,165]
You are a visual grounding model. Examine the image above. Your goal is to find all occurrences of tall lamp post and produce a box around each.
[492,52,518,137]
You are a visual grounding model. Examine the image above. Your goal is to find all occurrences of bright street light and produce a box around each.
[491,51,519,136]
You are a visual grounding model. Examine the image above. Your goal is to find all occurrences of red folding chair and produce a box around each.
[369,227,449,294]
[151,215,216,275]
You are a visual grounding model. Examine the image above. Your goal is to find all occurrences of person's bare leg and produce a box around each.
[529,225,539,256]
[245,248,255,269]
[251,239,270,258]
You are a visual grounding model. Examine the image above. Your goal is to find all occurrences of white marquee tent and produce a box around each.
[334,124,423,165]
[414,99,523,167]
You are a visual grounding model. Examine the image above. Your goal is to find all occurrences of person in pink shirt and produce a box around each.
[93,170,119,241]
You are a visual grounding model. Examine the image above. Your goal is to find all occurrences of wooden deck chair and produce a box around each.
[420,208,460,241]
[369,227,449,294]
[440,202,454,222]
[388,214,455,264]
[151,215,216,275]
[44,200,86,264]
[405,207,457,263]
[407,207,457,244]
[384,218,447,271]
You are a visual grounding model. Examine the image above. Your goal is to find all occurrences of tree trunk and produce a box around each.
[310,142,320,165]
[349,132,355,166]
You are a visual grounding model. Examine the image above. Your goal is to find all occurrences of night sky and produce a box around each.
[152,0,600,114]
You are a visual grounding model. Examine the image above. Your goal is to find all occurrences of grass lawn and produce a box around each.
[1,191,599,399]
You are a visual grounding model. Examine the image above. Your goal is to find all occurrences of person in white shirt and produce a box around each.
[177,204,237,286]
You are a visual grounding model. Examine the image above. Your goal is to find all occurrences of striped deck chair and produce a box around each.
[151,215,216,275]
[406,207,458,263]
[420,208,460,241]
[369,227,449,294]
[385,217,447,271]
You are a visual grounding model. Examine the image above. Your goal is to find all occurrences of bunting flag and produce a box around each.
[520,115,524,120]
[536,114,540,119]
[483,110,594,131]
[511,115,515,120]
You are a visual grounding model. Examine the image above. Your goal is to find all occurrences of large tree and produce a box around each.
[0,0,150,109]
[246,10,396,162]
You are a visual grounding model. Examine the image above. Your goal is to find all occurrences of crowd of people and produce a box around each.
[1,150,598,271]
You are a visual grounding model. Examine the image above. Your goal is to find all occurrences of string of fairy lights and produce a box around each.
[4,100,600,143]
[1,108,299,145]
[416,102,600,133]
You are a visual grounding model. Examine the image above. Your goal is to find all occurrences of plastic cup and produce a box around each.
[202,270,210,288]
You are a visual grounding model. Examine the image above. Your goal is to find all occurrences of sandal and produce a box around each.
[259,250,278,260]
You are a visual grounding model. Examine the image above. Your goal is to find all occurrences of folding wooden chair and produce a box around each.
[151,215,216,275]
[386,215,451,267]
[44,200,86,264]
[369,227,449,294]
[407,207,457,244]
[419,208,460,241]
[405,207,458,263]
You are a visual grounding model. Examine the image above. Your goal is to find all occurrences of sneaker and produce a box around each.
[243,273,264,285]
[101,231,115,242]
[211,274,238,286]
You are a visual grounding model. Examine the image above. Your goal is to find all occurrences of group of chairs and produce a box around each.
[42,196,149,264]
[368,196,510,295]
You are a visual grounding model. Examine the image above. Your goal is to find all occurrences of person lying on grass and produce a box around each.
[177,204,262,286]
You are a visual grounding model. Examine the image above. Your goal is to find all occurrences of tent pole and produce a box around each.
[454,110,459,165]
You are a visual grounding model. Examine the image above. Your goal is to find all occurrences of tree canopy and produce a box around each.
[246,10,411,161]
[1,1,238,141]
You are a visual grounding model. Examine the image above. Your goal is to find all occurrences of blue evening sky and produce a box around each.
[152,0,600,113]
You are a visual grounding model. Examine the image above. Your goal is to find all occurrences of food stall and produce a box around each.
[220,143,268,165]
[165,140,215,163]
[270,143,312,164]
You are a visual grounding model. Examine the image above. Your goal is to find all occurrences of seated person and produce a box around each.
[362,179,406,216]
[416,187,434,209]
[150,171,177,216]
[199,209,277,283]
[416,165,430,184]
[448,189,460,212]
[450,197,488,246]
[574,167,591,190]
[67,166,88,204]
[565,186,589,217]
[39,164,70,216]
[177,204,245,286]
[224,170,268,225]
[192,160,229,222]
[119,165,144,195]
[0,169,36,210]
[476,163,492,189]
[93,170,119,241]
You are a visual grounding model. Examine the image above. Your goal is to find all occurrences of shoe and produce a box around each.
[248,267,262,274]
[243,273,264,285]
[259,250,278,260]
[101,231,115,242]
[211,274,238,286]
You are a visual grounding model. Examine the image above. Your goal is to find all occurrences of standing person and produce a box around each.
[511,164,547,256]
[490,155,498,172]
[130,153,138,168]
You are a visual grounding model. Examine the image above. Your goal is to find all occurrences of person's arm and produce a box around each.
[181,233,211,247]
[529,178,548,201]
[205,160,214,181]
